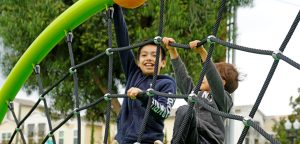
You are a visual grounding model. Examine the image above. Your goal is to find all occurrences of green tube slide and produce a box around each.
[0,0,114,123]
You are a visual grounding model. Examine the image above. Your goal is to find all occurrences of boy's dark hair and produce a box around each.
[137,42,166,60]
[215,62,239,94]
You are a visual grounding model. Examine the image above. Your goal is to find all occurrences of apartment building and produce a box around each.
[0,98,117,144]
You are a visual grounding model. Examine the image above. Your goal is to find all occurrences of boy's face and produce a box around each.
[137,44,166,76]
[200,76,210,91]
[200,76,226,92]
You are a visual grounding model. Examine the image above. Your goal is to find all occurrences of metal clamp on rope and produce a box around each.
[272,50,282,61]
[188,92,197,103]
[106,48,113,55]
[15,127,21,132]
[104,93,111,101]
[34,65,40,74]
[146,88,155,97]
[106,7,114,19]
[242,116,252,127]
[7,101,13,110]
[48,133,54,137]
[66,32,73,43]
[207,35,216,44]
[73,108,80,116]
[69,67,77,74]
[39,95,45,100]
[154,36,162,45]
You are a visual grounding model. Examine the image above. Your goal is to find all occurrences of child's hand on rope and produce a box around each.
[127,87,143,100]
[162,37,178,59]
[162,37,175,51]
[189,40,207,62]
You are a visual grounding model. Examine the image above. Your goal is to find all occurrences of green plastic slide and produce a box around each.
[0,0,114,123]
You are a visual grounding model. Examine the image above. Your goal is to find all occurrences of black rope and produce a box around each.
[109,39,154,52]
[149,89,189,99]
[168,38,207,49]
[67,32,81,144]
[41,96,106,143]
[172,103,194,144]
[237,9,300,144]
[16,72,70,129]
[34,65,57,144]
[103,7,114,144]
[277,53,300,70]
[210,37,273,55]
[5,3,300,144]
[77,97,105,111]
[173,0,227,143]
[7,102,26,144]
[137,0,165,142]
[247,120,280,144]
[42,113,74,143]
[71,52,106,70]
[208,36,300,70]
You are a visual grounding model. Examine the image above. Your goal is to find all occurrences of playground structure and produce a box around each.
[0,0,299,143]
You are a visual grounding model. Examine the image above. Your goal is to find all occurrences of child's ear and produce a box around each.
[222,79,226,86]
[161,59,167,68]
[136,59,141,67]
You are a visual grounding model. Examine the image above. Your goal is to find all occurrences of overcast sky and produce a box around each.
[234,0,300,116]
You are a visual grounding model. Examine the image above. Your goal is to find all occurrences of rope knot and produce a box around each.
[73,108,80,116]
[154,36,162,45]
[105,48,113,55]
[207,35,216,44]
[104,93,111,101]
[34,65,41,74]
[243,116,252,127]
[272,50,282,61]
[66,32,73,43]
[48,133,54,137]
[188,91,197,103]
[106,7,114,20]
[69,67,77,74]
[15,127,21,132]
[39,95,45,100]
[146,88,154,97]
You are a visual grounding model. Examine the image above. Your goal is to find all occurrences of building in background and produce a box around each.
[0,98,117,144]
[231,105,287,144]
[0,98,285,144]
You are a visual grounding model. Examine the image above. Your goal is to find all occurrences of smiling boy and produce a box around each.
[113,5,176,144]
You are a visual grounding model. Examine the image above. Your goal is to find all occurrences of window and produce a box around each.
[27,124,35,144]
[245,138,249,144]
[38,123,46,143]
[1,133,11,144]
[38,123,46,136]
[59,131,64,144]
[28,124,35,137]
[254,139,259,144]
[73,130,78,144]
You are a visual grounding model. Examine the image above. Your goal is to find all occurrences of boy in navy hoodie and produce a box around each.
[113,5,176,144]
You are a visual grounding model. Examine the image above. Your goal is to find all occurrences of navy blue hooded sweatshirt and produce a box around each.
[113,5,176,144]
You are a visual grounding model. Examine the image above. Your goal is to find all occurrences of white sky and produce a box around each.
[1,0,299,117]
[234,0,300,116]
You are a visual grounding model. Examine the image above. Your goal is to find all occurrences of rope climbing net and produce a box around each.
[5,0,300,144]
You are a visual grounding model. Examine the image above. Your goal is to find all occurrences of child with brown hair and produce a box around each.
[163,37,239,144]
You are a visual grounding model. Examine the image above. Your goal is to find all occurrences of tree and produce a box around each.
[273,88,300,143]
[0,0,252,137]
